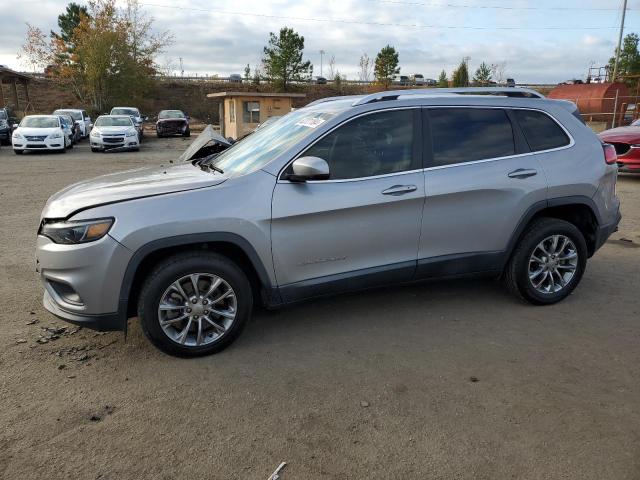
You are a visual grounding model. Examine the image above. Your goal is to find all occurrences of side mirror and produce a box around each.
[285,156,330,182]
[144,116,149,121]
[12,123,18,129]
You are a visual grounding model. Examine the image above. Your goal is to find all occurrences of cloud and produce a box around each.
[1,0,634,83]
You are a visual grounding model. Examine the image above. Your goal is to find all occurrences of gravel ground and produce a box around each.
[1,136,639,480]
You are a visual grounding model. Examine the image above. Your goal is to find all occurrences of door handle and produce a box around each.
[508,168,538,179]
[382,185,417,195]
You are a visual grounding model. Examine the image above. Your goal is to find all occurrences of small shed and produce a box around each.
[547,82,630,127]
[0,66,34,115]
[206,91,305,139]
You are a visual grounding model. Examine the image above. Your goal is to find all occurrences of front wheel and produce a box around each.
[504,218,587,305]
[138,252,253,357]
[14,149,23,155]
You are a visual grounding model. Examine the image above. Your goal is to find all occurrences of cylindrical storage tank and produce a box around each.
[547,82,630,126]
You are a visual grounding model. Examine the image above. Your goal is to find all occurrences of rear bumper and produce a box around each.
[594,211,622,252]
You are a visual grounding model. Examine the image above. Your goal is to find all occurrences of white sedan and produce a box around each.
[90,115,140,152]
[11,115,72,154]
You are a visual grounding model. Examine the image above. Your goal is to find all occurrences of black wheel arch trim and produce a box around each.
[117,232,277,329]
[502,195,602,269]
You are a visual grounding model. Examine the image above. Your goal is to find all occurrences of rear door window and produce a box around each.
[514,109,570,152]
[428,108,515,167]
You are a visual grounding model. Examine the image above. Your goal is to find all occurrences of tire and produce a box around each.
[504,217,587,305]
[91,147,100,152]
[183,129,191,137]
[138,252,253,357]
[156,133,163,138]
[14,149,23,155]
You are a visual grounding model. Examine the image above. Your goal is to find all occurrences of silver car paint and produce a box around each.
[36,91,620,326]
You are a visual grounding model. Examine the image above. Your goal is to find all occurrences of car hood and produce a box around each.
[157,117,187,123]
[43,163,229,219]
[16,127,59,136]
[599,126,640,142]
[94,126,136,135]
[177,125,231,162]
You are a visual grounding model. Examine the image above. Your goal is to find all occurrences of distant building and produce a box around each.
[0,66,34,115]
[207,91,305,139]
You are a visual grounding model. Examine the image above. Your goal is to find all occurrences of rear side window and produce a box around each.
[302,109,417,180]
[428,108,515,167]
[514,110,570,151]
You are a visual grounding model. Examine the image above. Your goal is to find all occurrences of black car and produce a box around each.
[155,110,190,137]
[0,106,18,145]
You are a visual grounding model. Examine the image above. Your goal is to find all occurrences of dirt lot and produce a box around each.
[1,136,639,480]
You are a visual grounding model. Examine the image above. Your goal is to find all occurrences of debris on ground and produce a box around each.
[26,319,39,325]
[89,405,116,422]
[469,376,479,383]
[360,401,370,408]
[267,462,287,480]
[15,339,27,344]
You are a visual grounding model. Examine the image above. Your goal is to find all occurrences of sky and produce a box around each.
[1,0,639,84]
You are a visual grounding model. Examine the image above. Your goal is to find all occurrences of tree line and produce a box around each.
[20,3,640,111]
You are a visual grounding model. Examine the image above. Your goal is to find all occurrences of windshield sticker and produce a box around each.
[295,117,326,129]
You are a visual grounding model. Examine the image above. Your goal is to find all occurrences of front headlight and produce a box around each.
[39,218,114,244]
[13,131,24,139]
[49,132,62,139]
[126,130,137,137]
[91,130,101,138]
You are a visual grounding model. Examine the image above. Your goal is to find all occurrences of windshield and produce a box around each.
[632,119,640,126]
[111,108,138,116]
[54,110,82,120]
[159,110,185,119]
[206,103,348,175]
[21,116,58,128]
[0,110,7,119]
[95,116,133,127]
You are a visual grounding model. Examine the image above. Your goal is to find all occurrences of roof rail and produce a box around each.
[352,87,545,106]
[307,95,362,107]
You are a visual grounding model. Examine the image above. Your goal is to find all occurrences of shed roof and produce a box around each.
[207,91,306,99]
[0,66,33,82]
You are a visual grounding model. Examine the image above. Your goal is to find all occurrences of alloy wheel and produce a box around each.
[528,235,578,294]
[157,273,237,347]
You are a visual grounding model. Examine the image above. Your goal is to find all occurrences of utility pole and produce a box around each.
[612,0,628,82]
[179,57,184,77]
[319,50,325,77]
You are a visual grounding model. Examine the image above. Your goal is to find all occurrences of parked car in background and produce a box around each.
[90,115,140,152]
[599,124,640,172]
[229,74,242,83]
[36,87,620,357]
[505,78,516,87]
[623,104,636,125]
[156,110,190,137]
[12,115,71,154]
[110,107,144,139]
[0,106,18,145]
[315,76,327,85]
[410,74,426,85]
[52,109,91,138]
[425,78,437,86]
[392,75,410,86]
[57,114,79,145]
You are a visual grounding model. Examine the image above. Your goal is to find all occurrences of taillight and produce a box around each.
[603,143,617,165]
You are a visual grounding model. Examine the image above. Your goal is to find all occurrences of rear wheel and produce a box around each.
[504,218,587,305]
[138,252,253,357]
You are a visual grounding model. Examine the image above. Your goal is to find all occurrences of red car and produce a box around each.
[599,120,640,172]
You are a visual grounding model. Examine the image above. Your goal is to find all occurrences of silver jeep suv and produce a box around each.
[36,88,621,357]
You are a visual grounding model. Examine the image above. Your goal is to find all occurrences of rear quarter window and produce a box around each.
[514,110,570,152]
